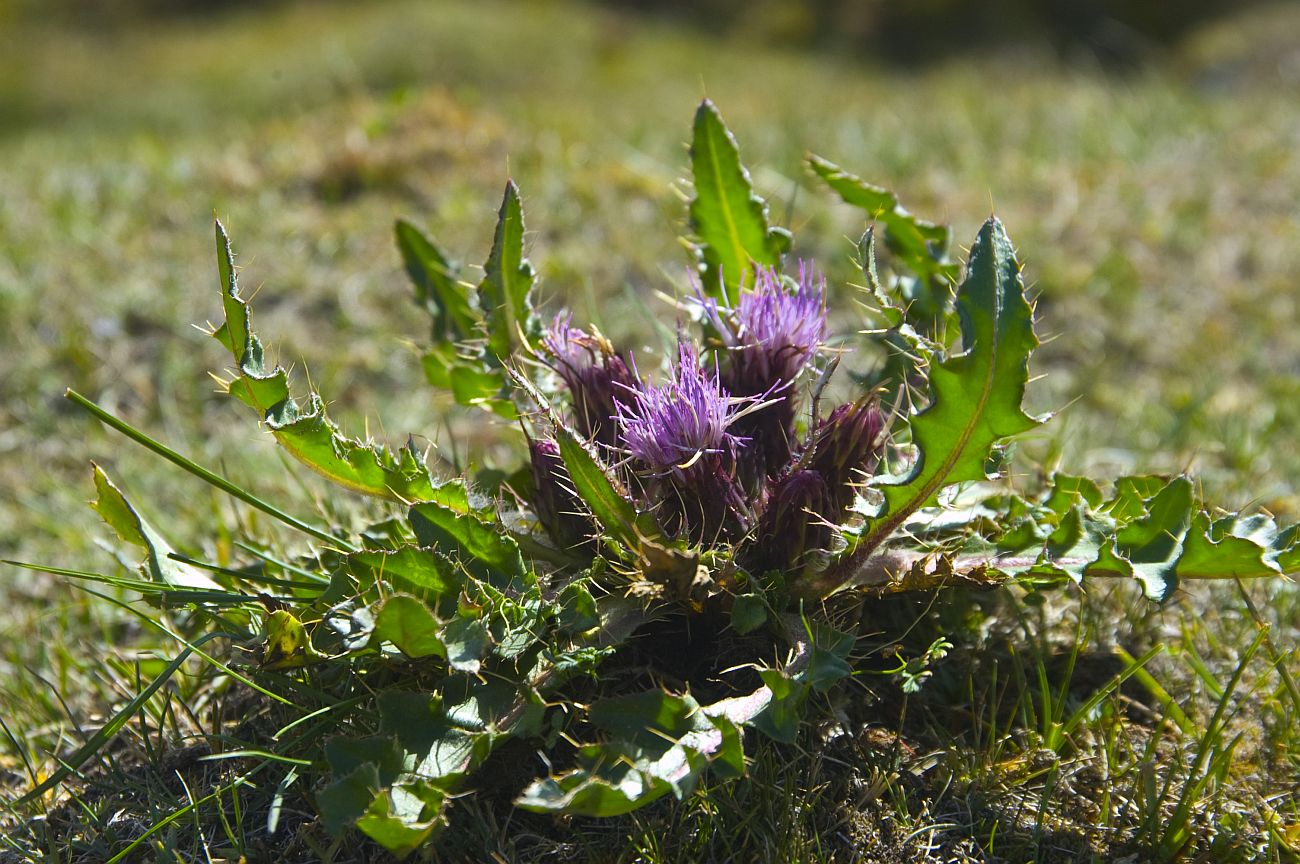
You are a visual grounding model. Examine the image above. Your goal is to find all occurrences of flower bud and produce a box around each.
[749,468,835,573]
[529,437,590,551]
[542,314,638,448]
[807,397,887,516]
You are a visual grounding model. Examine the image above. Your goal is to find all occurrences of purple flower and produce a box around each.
[700,263,827,483]
[705,263,827,392]
[542,314,637,448]
[615,342,750,542]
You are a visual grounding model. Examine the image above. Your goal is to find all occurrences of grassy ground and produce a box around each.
[1,1,1298,860]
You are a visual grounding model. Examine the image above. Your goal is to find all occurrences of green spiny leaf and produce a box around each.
[516,692,743,816]
[372,595,447,659]
[441,616,490,674]
[853,217,1043,563]
[212,219,464,505]
[341,547,465,606]
[688,99,791,303]
[409,501,527,586]
[317,762,382,836]
[1174,511,1284,580]
[1092,476,1194,601]
[809,154,957,288]
[729,593,768,635]
[265,397,467,504]
[395,218,478,342]
[354,786,444,859]
[479,180,536,360]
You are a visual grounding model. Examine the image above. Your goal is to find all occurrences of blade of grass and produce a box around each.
[166,552,325,592]
[66,389,356,552]
[1113,645,1196,736]
[1234,577,1300,717]
[1157,627,1266,859]
[78,585,295,707]
[5,560,259,606]
[13,631,220,807]
[1059,644,1163,740]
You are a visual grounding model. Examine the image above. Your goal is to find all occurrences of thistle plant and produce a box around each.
[17,99,1299,857]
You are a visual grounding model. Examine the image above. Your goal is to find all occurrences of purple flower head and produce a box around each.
[807,397,887,515]
[542,313,637,448]
[703,263,827,396]
[699,262,827,483]
[615,341,750,542]
[616,342,745,481]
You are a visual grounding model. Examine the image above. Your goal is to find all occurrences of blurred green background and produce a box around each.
[1,0,1298,574]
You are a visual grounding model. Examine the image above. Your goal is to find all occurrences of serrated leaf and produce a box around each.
[395,218,477,342]
[91,464,218,590]
[479,180,536,360]
[515,762,656,817]
[1102,475,1168,522]
[1174,511,1284,580]
[852,217,1043,564]
[730,593,767,635]
[1043,473,1105,516]
[803,622,855,694]
[265,396,467,504]
[809,154,957,288]
[325,735,405,787]
[372,595,446,659]
[517,692,743,816]
[588,690,699,748]
[409,501,527,586]
[341,547,465,607]
[355,787,443,859]
[753,668,807,743]
[317,762,381,836]
[212,220,463,506]
[441,616,490,674]
[419,347,516,418]
[688,99,791,303]
[556,580,600,634]
[1093,476,1194,601]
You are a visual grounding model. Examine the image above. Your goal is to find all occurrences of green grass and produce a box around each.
[1,1,1298,860]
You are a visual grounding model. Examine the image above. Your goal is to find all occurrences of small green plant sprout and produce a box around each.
[22,98,1299,856]
[881,637,954,694]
